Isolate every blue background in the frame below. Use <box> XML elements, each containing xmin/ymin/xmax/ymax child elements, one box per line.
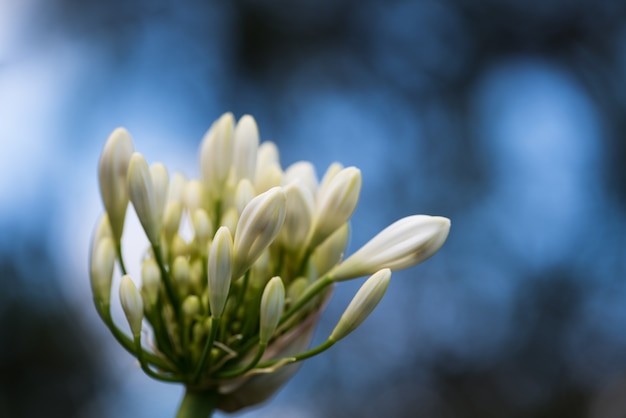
<box><xmin>1</xmin><ymin>1</ymin><xmax>626</xmax><ymax>417</ymax></box>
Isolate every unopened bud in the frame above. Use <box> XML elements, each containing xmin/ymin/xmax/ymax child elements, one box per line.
<box><xmin>127</xmin><ymin>153</ymin><xmax>161</xmax><ymax>246</ymax></box>
<box><xmin>208</xmin><ymin>227</ymin><xmax>233</xmax><ymax>318</ymax></box>
<box><xmin>329</xmin><ymin>215</ymin><xmax>450</xmax><ymax>281</ymax></box>
<box><xmin>233</xmin><ymin>187</ymin><xmax>286</xmax><ymax>278</ymax></box>
<box><xmin>98</xmin><ymin>128</ymin><xmax>134</xmax><ymax>243</ymax></box>
<box><xmin>172</xmin><ymin>256</ymin><xmax>191</xmax><ymax>296</ymax></box>
<box><xmin>329</xmin><ymin>268</ymin><xmax>390</xmax><ymax>342</ymax></box>
<box><xmin>309</xmin><ymin>167</ymin><xmax>361</xmax><ymax>248</ymax></box>
<box><xmin>259</xmin><ymin>276</ymin><xmax>285</xmax><ymax>344</ymax></box>
<box><xmin>119</xmin><ymin>275</ymin><xmax>144</xmax><ymax>337</ymax></box>
<box><xmin>90</xmin><ymin>237</ymin><xmax>116</xmax><ymax>305</ymax></box>
<box><xmin>141</xmin><ymin>257</ymin><xmax>161</xmax><ymax>307</ymax></box>
<box><xmin>200</xmin><ymin>112</ymin><xmax>234</xmax><ymax>197</ymax></box>
<box><xmin>233</xmin><ymin>115</ymin><xmax>259</xmax><ymax>182</ymax></box>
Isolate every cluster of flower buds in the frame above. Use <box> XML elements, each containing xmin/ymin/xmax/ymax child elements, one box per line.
<box><xmin>89</xmin><ymin>113</ymin><xmax>450</xmax><ymax>412</ymax></box>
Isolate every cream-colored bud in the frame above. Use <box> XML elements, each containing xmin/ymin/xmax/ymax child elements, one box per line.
<box><xmin>233</xmin><ymin>115</ymin><xmax>259</xmax><ymax>182</ymax></box>
<box><xmin>141</xmin><ymin>257</ymin><xmax>161</xmax><ymax>306</ymax></box>
<box><xmin>220</xmin><ymin>208</ymin><xmax>240</xmax><ymax>236</ymax></box>
<box><xmin>183</xmin><ymin>295</ymin><xmax>201</xmax><ymax>318</ymax></box>
<box><xmin>183</xmin><ymin>180</ymin><xmax>208</xmax><ymax>213</ymax></box>
<box><xmin>200</xmin><ymin>112</ymin><xmax>235</xmax><ymax>197</ymax></box>
<box><xmin>172</xmin><ymin>256</ymin><xmax>191</xmax><ymax>296</ymax></box>
<box><xmin>119</xmin><ymin>275</ymin><xmax>144</xmax><ymax>337</ymax></box>
<box><xmin>189</xmin><ymin>257</ymin><xmax>205</xmax><ymax>295</ymax></box>
<box><xmin>90</xmin><ymin>213</ymin><xmax>113</xmax><ymax>262</ymax></box>
<box><xmin>98</xmin><ymin>128</ymin><xmax>134</xmax><ymax>243</ymax></box>
<box><xmin>192</xmin><ymin>209</ymin><xmax>213</xmax><ymax>249</ymax></box>
<box><xmin>317</xmin><ymin>162</ymin><xmax>344</xmax><ymax>201</ymax></box>
<box><xmin>329</xmin><ymin>268</ymin><xmax>390</xmax><ymax>342</ymax></box>
<box><xmin>309</xmin><ymin>167</ymin><xmax>361</xmax><ymax>248</ymax></box>
<box><xmin>313</xmin><ymin>222</ymin><xmax>350</xmax><ymax>277</ymax></box>
<box><xmin>150</xmin><ymin>162</ymin><xmax>169</xmax><ymax>225</ymax></box>
<box><xmin>89</xmin><ymin>237</ymin><xmax>116</xmax><ymax>305</ymax></box>
<box><xmin>279</xmin><ymin>181</ymin><xmax>313</xmax><ymax>250</ymax></box>
<box><xmin>127</xmin><ymin>153</ymin><xmax>161</xmax><ymax>246</ymax></box>
<box><xmin>208</xmin><ymin>226</ymin><xmax>233</xmax><ymax>318</ymax></box>
<box><xmin>254</xmin><ymin>163</ymin><xmax>283</xmax><ymax>194</ymax></box>
<box><xmin>163</xmin><ymin>201</ymin><xmax>182</xmax><ymax>242</ymax></box>
<box><xmin>329</xmin><ymin>215</ymin><xmax>451</xmax><ymax>281</ymax></box>
<box><xmin>233</xmin><ymin>187</ymin><xmax>286</xmax><ymax>278</ymax></box>
<box><xmin>286</xmin><ymin>277</ymin><xmax>308</xmax><ymax>306</ymax></box>
<box><xmin>235</xmin><ymin>179</ymin><xmax>256</xmax><ymax>216</ymax></box>
<box><xmin>169</xmin><ymin>172</ymin><xmax>187</xmax><ymax>203</ymax></box>
<box><xmin>259</xmin><ymin>276</ymin><xmax>285</xmax><ymax>344</ymax></box>
<box><xmin>255</xmin><ymin>141</ymin><xmax>280</xmax><ymax>177</ymax></box>
<box><xmin>285</xmin><ymin>161</ymin><xmax>318</xmax><ymax>197</ymax></box>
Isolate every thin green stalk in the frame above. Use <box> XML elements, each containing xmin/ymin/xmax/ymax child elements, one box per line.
<box><xmin>134</xmin><ymin>336</ymin><xmax>184</xmax><ymax>383</ymax></box>
<box><xmin>256</xmin><ymin>339</ymin><xmax>335</xmax><ymax>369</ymax></box>
<box><xmin>194</xmin><ymin>316</ymin><xmax>219</xmax><ymax>383</ymax></box>
<box><xmin>152</xmin><ymin>243</ymin><xmax>181</xmax><ymax>314</ymax></box>
<box><xmin>176</xmin><ymin>388</ymin><xmax>219</xmax><ymax>418</ymax></box>
<box><xmin>95</xmin><ymin>300</ymin><xmax>174</xmax><ymax>371</ymax></box>
<box><xmin>215</xmin><ymin>343</ymin><xmax>267</xmax><ymax>379</ymax></box>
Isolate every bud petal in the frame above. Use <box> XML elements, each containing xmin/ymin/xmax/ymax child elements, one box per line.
<box><xmin>119</xmin><ymin>275</ymin><xmax>144</xmax><ymax>337</ymax></box>
<box><xmin>259</xmin><ymin>276</ymin><xmax>285</xmax><ymax>344</ymax></box>
<box><xmin>90</xmin><ymin>236</ymin><xmax>116</xmax><ymax>305</ymax></box>
<box><xmin>279</xmin><ymin>181</ymin><xmax>313</xmax><ymax>250</ymax></box>
<box><xmin>208</xmin><ymin>227</ymin><xmax>233</xmax><ymax>317</ymax></box>
<box><xmin>284</xmin><ymin>161</ymin><xmax>318</xmax><ymax>197</ymax></box>
<box><xmin>233</xmin><ymin>187</ymin><xmax>286</xmax><ymax>278</ymax></box>
<box><xmin>200</xmin><ymin>112</ymin><xmax>235</xmax><ymax>197</ymax></box>
<box><xmin>235</xmin><ymin>179</ymin><xmax>256</xmax><ymax>215</ymax></box>
<box><xmin>233</xmin><ymin>115</ymin><xmax>259</xmax><ymax>182</ymax></box>
<box><xmin>310</xmin><ymin>167</ymin><xmax>361</xmax><ymax>248</ymax></box>
<box><xmin>150</xmin><ymin>162</ymin><xmax>169</xmax><ymax>226</ymax></box>
<box><xmin>141</xmin><ymin>257</ymin><xmax>161</xmax><ymax>307</ymax></box>
<box><xmin>98</xmin><ymin>128</ymin><xmax>134</xmax><ymax>242</ymax></box>
<box><xmin>329</xmin><ymin>215</ymin><xmax>450</xmax><ymax>281</ymax></box>
<box><xmin>172</xmin><ymin>256</ymin><xmax>191</xmax><ymax>296</ymax></box>
<box><xmin>313</xmin><ymin>222</ymin><xmax>350</xmax><ymax>277</ymax></box>
<box><xmin>329</xmin><ymin>268</ymin><xmax>390</xmax><ymax>342</ymax></box>
<box><xmin>127</xmin><ymin>153</ymin><xmax>161</xmax><ymax>246</ymax></box>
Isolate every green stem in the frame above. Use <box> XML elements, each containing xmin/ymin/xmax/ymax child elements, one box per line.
<box><xmin>194</xmin><ymin>316</ymin><xmax>219</xmax><ymax>383</ymax></box>
<box><xmin>279</xmin><ymin>276</ymin><xmax>333</xmax><ymax>326</ymax></box>
<box><xmin>153</xmin><ymin>243</ymin><xmax>181</xmax><ymax>314</ymax></box>
<box><xmin>256</xmin><ymin>339</ymin><xmax>335</xmax><ymax>369</ymax></box>
<box><xmin>176</xmin><ymin>388</ymin><xmax>219</xmax><ymax>418</ymax></box>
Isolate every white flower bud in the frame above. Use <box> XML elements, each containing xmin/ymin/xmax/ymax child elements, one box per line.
<box><xmin>254</xmin><ymin>163</ymin><xmax>283</xmax><ymax>194</ymax></box>
<box><xmin>317</xmin><ymin>162</ymin><xmax>343</xmax><ymax>201</ymax></box>
<box><xmin>233</xmin><ymin>115</ymin><xmax>259</xmax><ymax>182</ymax></box>
<box><xmin>208</xmin><ymin>226</ymin><xmax>233</xmax><ymax>318</ymax></box>
<box><xmin>284</xmin><ymin>161</ymin><xmax>318</xmax><ymax>197</ymax></box>
<box><xmin>255</xmin><ymin>141</ymin><xmax>280</xmax><ymax>177</ymax></box>
<box><xmin>329</xmin><ymin>268</ymin><xmax>390</xmax><ymax>342</ymax></box>
<box><xmin>309</xmin><ymin>167</ymin><xmax>361</xmax><ymax>248</ymax></box>
<box><xmin>98</xmin><ymin>128</ymin><xmax>134</xmax><ymax>242</ymax></box>
<box><xmin>141</xmin><ymin>257</ymin><xmax>161</xmax><ymax>307</ymax></box>
<box><xmin>183</xmin><ymin>180</ymin><xmax>208</xmax><ymax>213</ymax></box>
<box><xmin>235</xmin><ymin>179</ymin><xmax>256</xmax><ymax>216</ymax></box>
<box><xmin>233</xmin><ymin>187</ymin><xmax>286</xmax><ymax>278</ymax></box>
<box><xmin>119</xmin><ymin>275</ymin><xmax>144</xmax><ymax>337</ymax></box>
<box><xmin>313</xmin><ymin>222</ymin><xmax>350</xmax><ymax>277</ymax></box>
<box><xmin>183</xmin><ymin>295</ymin><xmax>201</xmax><ymax>319</ymax></box>
<box><xmin>259</xmin><ymin>276</ymin><xmax>285</xmax><ymax>344</ymax></box>
<box><xmin>90</xmin><ymin>213</ymin><xmax>113</xmax><ymax>262</ymax></box>
<box><xmin>200</xmin><ymin>112</ymin><xmax>235</xmax><ymax>197</ymax></box>
<box><xmin>279</xmin><ymin>181</ymin><xmax>313</xmax><ymax>250</ymax></box>
<box><xmin>89</xmin><ymin>236</ymin><xmax>116</xmax><ymax>305</ymax></box>
<box><xmin>163</xmin><ymin>201</ymin><xmax>182</xmax><ymax>242</ymax></box>
<box><xmin>127</xmin><ymin>153</ymin><xmax>161</xmax><ymax>246</ymax></box>
<box><xmin>329</xmin><ymin>215</ymin><xmax>451</xmax><ymax>281</ymax></box>
<box><xmin>169</xmin><ymin>172</ymin><xmax>187</xmax><ymax>203</ymax></box>
<box><xmin>192</xmin><ymin>209</ymin><xmax>213</xmax><ymax>249</ymax></box>
<box><xmin>220</xmin><ymin>207</ymin><xmax>240</xmax><ymax>236</ymax></box>
<box><xmin>150</xmin><ymin>162</ymin><xmax>169</xmax><ymax>226</ymax></box>
<box><xmin>172</xmin><ymin>256</ymin><xmax>191</xmax><ymax>296</ymax></box>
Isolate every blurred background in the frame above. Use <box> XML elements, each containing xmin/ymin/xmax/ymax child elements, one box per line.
<box><xmin>1</xmin><ymin>0</ymin><xmax>626</xmax><ymax>417</ymax></box>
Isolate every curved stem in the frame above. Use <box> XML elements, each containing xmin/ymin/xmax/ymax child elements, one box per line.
<box><xmin>176</xmin><ymin>388</ymin><xmax>219</xmax><ymax>418</ymax></box>
<box><xmin>215</xmin><ymin>343</ymin><xmax>267</xmax><ymax>379</ymax></box>
<box><xmin>194</xmin><ymin>316</ymin><xmax>219</xmax><ymax>383</ymax></box>
<box><xmin>134</xmin><ymin>336</ymin><xmax>184</xmax><ymax>383</ymax></box>
<box><xmin>95</xmin><ymin>300</ymin><xmax>175</xmax><ymax>371</ymax></box>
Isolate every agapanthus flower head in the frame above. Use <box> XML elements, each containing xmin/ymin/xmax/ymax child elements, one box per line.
<box><xmin>90</xmin><ymin>113</ymin><xmax>451</xmax><ymax>415</ymax></box>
